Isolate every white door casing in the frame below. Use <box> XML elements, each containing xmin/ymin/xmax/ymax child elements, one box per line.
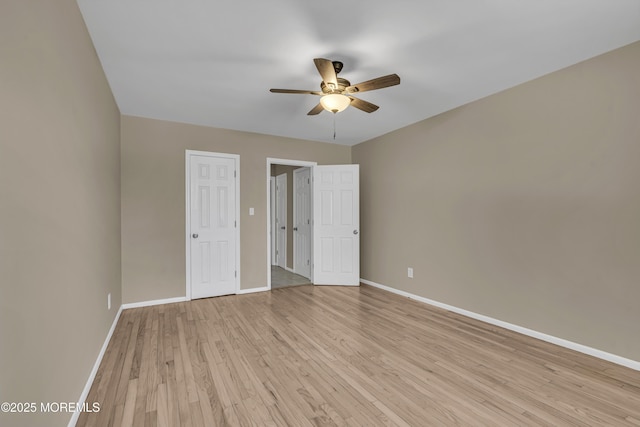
<box><xmin>186</xmin><ymin>151</ymin><xmax>239</xmax><ymax>299</ymax></box>
<box><xmin>294</xmin><ymin>167</ymin><xmax>312</xmax><ymax>279</ymax></box>
<box><xmin>275</xmin><ymin>173</ymin><xmax>287</xmax><ymax>269</ymax></box>
<box><xmin>313</xmin><ymin>165</ymin><xmax>360</xmax><ymax>286</ymax></box>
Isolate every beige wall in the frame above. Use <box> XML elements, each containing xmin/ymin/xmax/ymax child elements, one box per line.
<box><xmin>353</xmin><ymin>42</ymin><xmax>640</xmax><ymax>360</ymax></box>
<box><xmin>0</xmin><ymin>1</ymin><xmax>122</xmax><ymax>426</ymax></box>
<box><xmin>121</xmin><ymin>116</ymin><xmax>350</xmax><ymax>303</ymax></box>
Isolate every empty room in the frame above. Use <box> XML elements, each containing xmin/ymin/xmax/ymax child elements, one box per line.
<box><xmin>2</xmin><ymin>1</ymin><xmax>640</xmax><ymax>426</ymax></box>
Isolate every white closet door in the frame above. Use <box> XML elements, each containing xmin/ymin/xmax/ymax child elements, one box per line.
<box><xmin>294</xmin><ymin>167</ymin><xmax>311</xmax><ymax>279</ymax></box>
<box><xmin>189</xmin><ymin>154</ymin><xmax>237</xmax><ymax>299</ymax></box>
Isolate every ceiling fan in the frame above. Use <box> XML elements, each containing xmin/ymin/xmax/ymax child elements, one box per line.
<box><xmin>270</xmin><ymin>58</ymin><xmax>400</xmax><ymax>115</ymax></box>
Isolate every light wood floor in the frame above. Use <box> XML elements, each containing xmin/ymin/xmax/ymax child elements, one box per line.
<box><xmin>77</xmin><ymin>284</ymin><xmax>640</xmax><ymax>426</ymax></box>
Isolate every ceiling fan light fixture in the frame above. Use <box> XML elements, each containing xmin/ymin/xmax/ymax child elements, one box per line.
<box><xmin>320</xmin><ymin>94</ymin><xmax>351</xmax><ymax>113</ymax></box>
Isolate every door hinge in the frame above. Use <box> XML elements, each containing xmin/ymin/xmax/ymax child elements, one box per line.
<box><xmin>308</xmin><ymin>178</ymin><xmax>310</xmax><ymax>184</ymax></box>
<box><xmin>234</xmin><ymin>220</ymin><xmax>237</xmax><ymax>228</ymax></box>
<box><xmin>234</xmin><ymin>170</ymin><xmax>237</xmax><ymax>178</ymax></box>
<box><xmin>235</xmin><ymin>271</ymin><xmax>237</xmax><ymax>278</ymax></box>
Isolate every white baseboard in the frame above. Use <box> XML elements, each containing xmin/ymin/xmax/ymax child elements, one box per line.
<box><xmin>68</xmin><ymin>305</ymin><xmax>123</xmax><ymax>427</ymax></box>
<box><xmin>121</xmin><ymin>296</ymin><xmax>187</xmax><ymax>310</ymax></box>
<box><xmin>284</xmin><ymin>266</ymin><xmax>296</xmax><ymax>274</ymax></box>
<box><xmin>360</xmin><ymin>278</ymin><xmax>640</xmax><ymax>372</ymax></box>
<box><xmin>237</xmin><ymin>286</ymin><xmax>269</xmax><ymax>295</ymax></box>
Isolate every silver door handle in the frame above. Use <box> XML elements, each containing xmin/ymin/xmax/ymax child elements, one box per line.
<box><xmin>192</xmin><ymin>233</ymin><xmax>198</xmax><ymax>238</ymax></box>
<box><xmin>353</xmin><ymin>230</ymin><xmax>359</xmax><ymax>235</ymax></box>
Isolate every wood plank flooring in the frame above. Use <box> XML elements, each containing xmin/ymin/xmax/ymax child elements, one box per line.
<box><xmin>76</xmin><ymin>284</ymin><xmax>640</xmax><ymax>426</ymax></box>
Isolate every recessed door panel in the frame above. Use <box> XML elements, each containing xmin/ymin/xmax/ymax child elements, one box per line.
<box><xmin>340</xmin><ymin>190</ymin><xmax>353</xmax><ymax>226</ymax></box>
<box><xmin>321</xmin><ymin>237</ymin><xmax>334</xmax><ymax>272</ymax></box>
<box><xmin>216</xmin><ymin>240</ymin><xmax>229</xmax><ymax>281</ymax></box>
<box><xmin>321</xmin><ymin>191</ymin><xmax>333</xmax><ymax>225</ymax></box>
<box><xmin>199</xmin><ymin>242</ymin><xmax>211</xmax><ymax>284</ymax></box>
<box><xmin>340</xmin><ymin>238</ymin><xmax>353</xmax><ymax>273</ymax></box>
<box><xmin>199</xmin><ymin>186</ymin><xmax>210</xmax><ymax>228</ymax></box>
<box><xmin>217</xmin><ymin>187</ymin><xmax>228</xmax><ymax>228</ymax></box>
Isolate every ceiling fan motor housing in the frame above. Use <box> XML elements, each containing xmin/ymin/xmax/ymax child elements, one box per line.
<box><xmin>321</xmin><ymin>77</ymin><xmax>352</xmax><ymax>94</ymax></box>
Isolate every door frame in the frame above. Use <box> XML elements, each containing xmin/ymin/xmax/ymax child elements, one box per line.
<box><xmin>185</xmin><ymin>150</ymin><xmax>241</xmax><ymax>301</ymax></box>
<box><xmin>266</xmin><ymin>158</ymin><xmax>317</xmax><ymax>290</ymax></box>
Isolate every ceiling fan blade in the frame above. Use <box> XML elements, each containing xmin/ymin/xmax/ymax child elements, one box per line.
<box><xmin>313</xmin><ymin>58</ymin><xmax>338</xmax><ymax>89</ymax></box>
<box><xmin>307</xmin><ymin>103</ymin><xmax>324</xmax><ymax>115</ymax></box>
<box><xmin>348</xmin><ymin>96</ymin><xmax>379</xmax><ymax>113</ymax></box>
<box><xmin>270</xmin><ymin>89</ymin><xmax>323</xmax><ymax>95</ymax></box>
<box><xmin>345</xmin><ymin>74</ymin><xmax>400</xmax><ymax>94</ymax></box>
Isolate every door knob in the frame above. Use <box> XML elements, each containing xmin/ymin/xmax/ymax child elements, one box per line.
<box><xmin>353</xmin><ymin>230</ymin><xmax>359</xmax><ymax>235</ymax></box>
<box><xmin>281</xmin><ymin>226</ymin><xmax>286</xmax><ymax>230</ymax></box>
<box><xmin>192</xmin><ymin>233</ymin><xmax>198</xmax><ymax>238</ymax></box>
<box><xmin>293</xmin><ymin>227</ymin><xmax>298</xmax><ymax>231</ymax></box>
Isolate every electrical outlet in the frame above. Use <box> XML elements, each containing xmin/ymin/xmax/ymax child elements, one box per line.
<box><xmin>108</xmin><ymin>293</ymin><xmax>111</xmax><ymax>310</ymax></box>
<box><xmin>408</xmin><ymin>267</ymin><xmax>414</xmax><ymax>278</ymax></box>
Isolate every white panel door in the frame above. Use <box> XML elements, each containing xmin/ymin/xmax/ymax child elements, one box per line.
<box><xmin>189</xmin><ymin>155</ymin><xmax>237</xmax><ymax>299</ymax></box>
<box><xmin>270</xmin><ymin>177</ymin><xmax>277</xmax><ymax>265</ymax></box>
<box><xmin>294</xmin><ymin>167</ymin><xmax>311</xmax><ymax>279</ymax></box>
<box><xmin>275</xmin><ymin>173</ymin><xmax>287</xmax><ymax>269</ymax></box>
<box><xmin>313</xmin><ymin>165</ymin><xmax>360</xmax><ymax>286</ymax></box>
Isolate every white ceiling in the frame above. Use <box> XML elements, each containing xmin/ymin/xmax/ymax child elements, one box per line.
<box><xmin>77</xmin><ymin>0</ymin><xmax>640</xmax><ymax>146</ymax></box>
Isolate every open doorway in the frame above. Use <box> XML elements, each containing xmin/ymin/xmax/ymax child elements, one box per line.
<box><xmin>267</xmin><ymin>158</ymin><xmax>316</xmax><ymax>290</ymax></box>
<box><xmin>267</xmin><ymin>158</ymin><xmax>361</xmax><ymax>290</ymax></box>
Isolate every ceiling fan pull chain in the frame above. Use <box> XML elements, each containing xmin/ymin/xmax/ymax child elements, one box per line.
<box><xmin>333</xmin><ymin>113</ymin><xmax>337</xmax><ymax>140</ymax></box>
